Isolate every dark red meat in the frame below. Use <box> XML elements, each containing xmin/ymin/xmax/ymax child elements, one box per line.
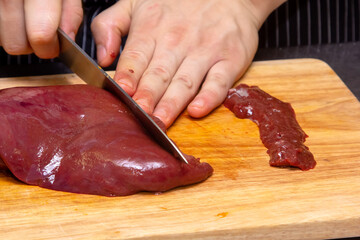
<box><xmin>224</xmin><ymin>84</ymin><xmax>316</xmax><ymax>170</ymax></box>
<box><xmin>0</xmin><ymin>85</ymin><xmax>213</xmax><ymax>196</ymax></box>
<box><xmin>0</xmin><ymin>159</ymin><xmax>6</xmax><ymax>170</ymax></box>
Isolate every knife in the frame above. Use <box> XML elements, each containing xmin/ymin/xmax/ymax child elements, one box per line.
<box><xmin>57</xmin><ymin>28</ymin><xmax>188</xmax><ymax>164</ymax></box>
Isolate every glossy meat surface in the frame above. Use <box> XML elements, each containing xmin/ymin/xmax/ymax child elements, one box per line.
<box><xmin>0</xmin><ymin>85</ymin><xmax>213</xmax><ymax>196</ymax></box>
<box><xmin>224</xmin><ymin>84</ymin><xmax>316</xmax><ymax>170</ymax></box>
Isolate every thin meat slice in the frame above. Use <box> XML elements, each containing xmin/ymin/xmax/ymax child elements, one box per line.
<box><xmin>0</xmin><ymin>85</ymin><xmax>213</xmax><ymax>196</ymax></box>
<box><xmin>224</xmin><ymin>84</ymin><xmax>316</xmax><ymax>170</ymax></box>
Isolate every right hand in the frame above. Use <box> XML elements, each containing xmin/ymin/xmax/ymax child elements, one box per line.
<box><xmin>0</xmin><ymin>0</ymin><xmax>83</xmax><ymax>59</ymax></box>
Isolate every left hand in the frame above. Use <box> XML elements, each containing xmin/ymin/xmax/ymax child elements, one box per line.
<box><xmin>91</xmin><ymin>0</ymin><xmax>261</xmax><ymax>128</ymax></box>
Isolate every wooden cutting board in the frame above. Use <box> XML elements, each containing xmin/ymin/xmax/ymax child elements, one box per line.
<box><xmin>1</xmin><ymin>59</ymin><xmax>359</xmax><ymax>240</ymax></box>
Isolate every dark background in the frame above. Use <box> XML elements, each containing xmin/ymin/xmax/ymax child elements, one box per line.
<box><xmin>255</xmin><ymin>0</ymin><xmax>360</xmax><ymax>100</ymax></box>
<box><xmin>0</xmin><ymin>0</ymin><xmax>359</xmax><ymax>101</ymax></box>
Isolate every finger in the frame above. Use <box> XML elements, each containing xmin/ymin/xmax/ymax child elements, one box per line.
<box><xmin>0</xmin><ymin>0</ymin><xmax>32</xmax><ymax>55</ymax></box>
<box><xmin>112</xmin><ymin>31</ymin><xmax>156</xmax><ymax>96</ymax></box>
<box><xmin>91</xmin><ymin>0</ymin><xmax>131</xmax><ymax>67</ymax></box>
<box><xmin>59</xmin><ymin>0</ymin><xmax>83</xmax><ymax>40</ymax></box>
<box><xmin>131</xmin><ymin>49</ymin><xmax>184</xmax><ymax>114</ymax></box>
<box><xmin>24</xmin><ymin>0</ymin><xmax>62</xmax><ymax>59</ymax></box>
<box><xmin>112</xmin><ymin>0</ymin><xmax>171</xmax><ymax>96</ymax></box>
<box><xmin>187</xmin><ymin>60</ymin><xmax>242</xmax><ymax>118</ymax></box>
<box><xmin>188</xmin><ymin>37</ymin><xmax>257</xmax><ymax>118</ymax></box>
<box><xmin>131</xmin><ymin>28</ymin><xmax>188</xmax><ymax>113</ymax></box>
<box><xmin>152</xmin><ymin>56</ymin><xmax>212</xmax><ymax>128</ymax></box>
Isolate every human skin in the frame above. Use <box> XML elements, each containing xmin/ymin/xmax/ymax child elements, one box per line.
<box><xmin>0</xmin><ymin>0</ymin><xmax>286</xmax><ymax>128</ymax></box>
<box><xmin>0</xmin><ymin>0</ymin><xmax>83</xmax><ymax>58</ymax></box>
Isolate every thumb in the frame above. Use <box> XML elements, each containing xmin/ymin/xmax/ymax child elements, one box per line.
<box><xmin>91</xmin><ymin>0</ymin><xmax>132</xmax><ymax>67</ymax></box>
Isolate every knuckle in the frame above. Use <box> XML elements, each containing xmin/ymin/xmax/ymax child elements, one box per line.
<box><xmin>90</xmin><ymin>17</ymin><xmax>99</xmax><ymax>30</ymax></box>
<box><xmin>123</xmin><ymin>49</ymin><xmax>149</xmax><ymax>66</ymax></box>
<box><xmin>91</xmin><ymin>14</ymin><xmax>106</xmax><ymax>30</ymax></box>
<box><xmin>163</xmin><ymin>24</ymin><xmax>187</xmax><ymax>47</ymax></box>
<box><xmin>210</xmin><ymin>72</ymin><xmax>228</xmax><ymax>89</ymax></box>
<box><xmin>197</xmin><ymin>29</ymin><xmax>221</xmax><ymax>49</ymax></box>
<box><xmin>158</xmin><ymin>97</ymin><xmax>178</xmax><ymax>112</ymax></box>
<box><xmin>28</xmin><ymin>27</ymin><xmax>55</xmax><ymax>46</ymax></box>
<box><xmin>144</xmin><ymin>66</ymin><xmax>171</xmax><ymax>83</ymax></box>
<box><xmin>173</xmin><ymin>74</ymin><xmax>194</xmax><ymax>90</ymax></box>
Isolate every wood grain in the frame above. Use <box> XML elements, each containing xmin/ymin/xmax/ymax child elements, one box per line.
<box><xmin>1</xmin><ymin>59</ymin><xmax>359</xmax><ymax>240</ymax></box>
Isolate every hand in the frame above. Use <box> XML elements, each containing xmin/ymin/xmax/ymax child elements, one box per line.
<box><xmin>91</xmin><ymin>0</ymin><xmax>283</xmax><ymax>128</ymax></box>
<box><xmin>0</xmin><ymin>0</ymin><xmax>83</xmax><ymax>59</ymax></box>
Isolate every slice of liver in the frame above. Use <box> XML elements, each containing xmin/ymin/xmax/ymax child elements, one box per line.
<box><xmin>0</xmin><ymin>85</ymin><xmax>213</xmax><ymax>196</ymax></box>
<box><xmin>224</xmin><ymin>84</ymin><xmax>316</xmax><ymax>170</ymax></box>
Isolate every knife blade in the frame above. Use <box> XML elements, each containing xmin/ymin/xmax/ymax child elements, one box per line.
<box><xmin>57</xmin><ymin>28</ymin><xmax>188</xmax><ymax>164</ymax></box>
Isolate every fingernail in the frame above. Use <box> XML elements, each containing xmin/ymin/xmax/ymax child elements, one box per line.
<box><xmin>153</xmin><ymin>108</ymin><xmax>168</xmax><ymax>123</ymax></box>
<box><xmin>190</xmin><ymin>98</ymin><xmax>205</xmax><ymax>109</ymax></box>
<box><xmin>97</xmin><ymin>44</ymin><xmax>106</xmax><ymax>63</ymax></box>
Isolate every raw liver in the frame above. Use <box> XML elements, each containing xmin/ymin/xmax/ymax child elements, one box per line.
<box><xmin>0</xmin><ymin>159</ymin><xmax>5</xmax><ymax>170</ymax></box>
<box><xmin>0</xmin><ymin>85</ymin><xmax>213</xmax><ymax>196</ymax></box>
<box><xmin>224</xmin><ymin>84</ymin><xmax>316</xmax><ymax>170</ymax></box>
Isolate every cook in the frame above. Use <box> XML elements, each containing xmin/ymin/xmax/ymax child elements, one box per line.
<box><xmin>0</xmin><ymin>0</ymin><xmax>285</xmax><ymax>128</ymax></box>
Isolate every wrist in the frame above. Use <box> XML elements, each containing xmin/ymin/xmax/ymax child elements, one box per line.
<box><xmin>248</xmin><ymin>0</ymin><xmax>287</xmax><ymax>30</ymax></box>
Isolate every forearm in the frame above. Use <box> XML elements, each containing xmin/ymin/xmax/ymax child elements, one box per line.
<box><xmin>248</xmin><ymin>0</ymin><xmax>287</xmax><ymax>29</ymax></box>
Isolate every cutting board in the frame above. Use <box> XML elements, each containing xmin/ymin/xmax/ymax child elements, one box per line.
<box><xmin>1</xmin><ymin>59</ymin><xmax>359</xmax><ymax>240</ymax></box>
